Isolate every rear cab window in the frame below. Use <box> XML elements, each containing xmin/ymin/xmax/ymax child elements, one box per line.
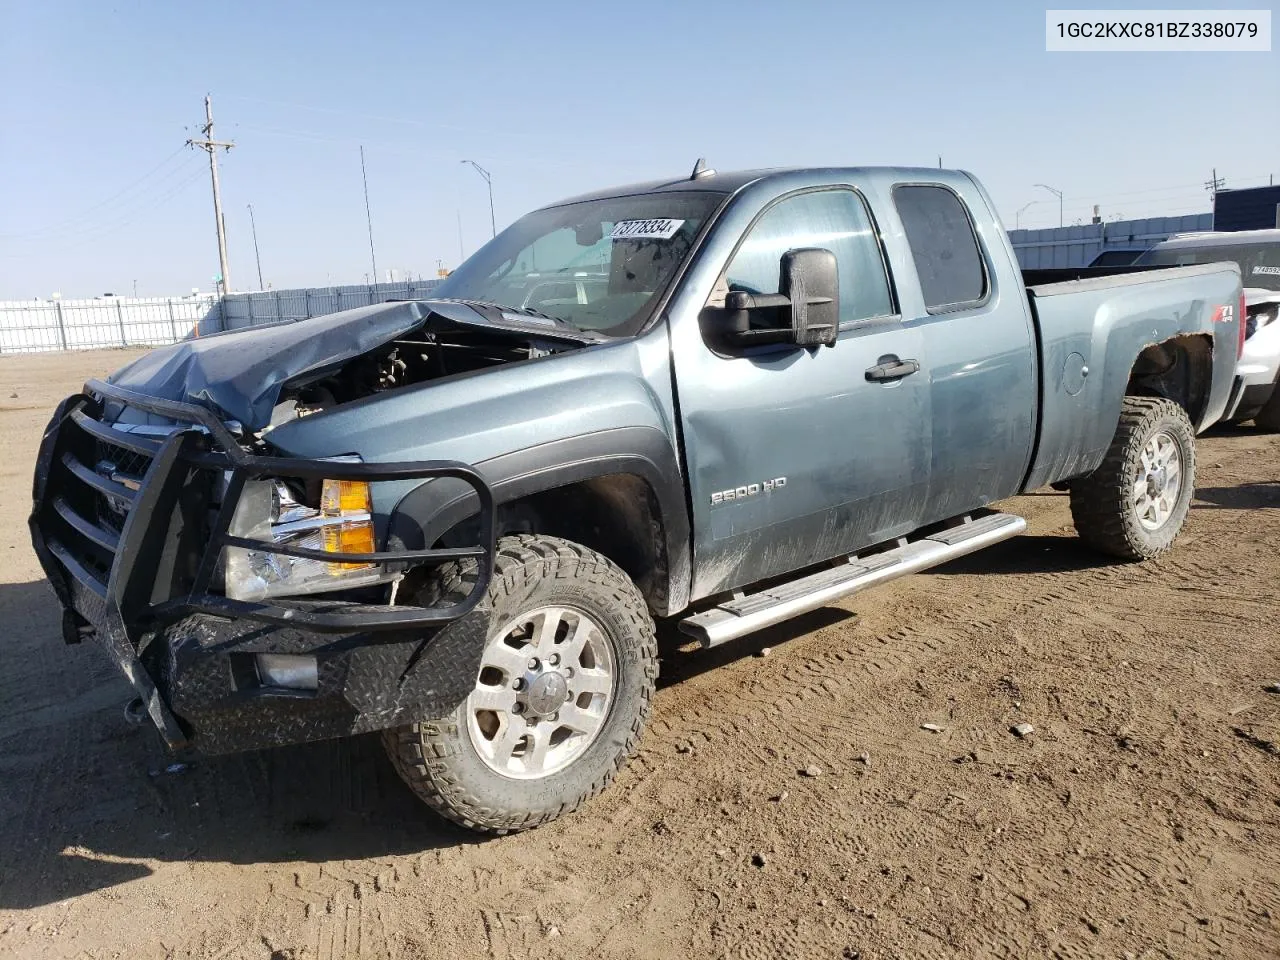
<box><xmin>893</xmin><ymin>185</ymin><xmax>989</xmax><ymax>313</ymax></box>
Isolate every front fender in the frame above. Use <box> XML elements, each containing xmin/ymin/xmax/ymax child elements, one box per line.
<box><xmin>388</xmin><ymin>426</ymin><xmax>691</xmax><ymax>615</ymax></box>
<box><xmin>263</xmin><ymin>331</ymin><xmax>692</xmax><ymax>615</ymax></box>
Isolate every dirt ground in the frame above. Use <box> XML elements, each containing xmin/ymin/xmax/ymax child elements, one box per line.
<box><xmin>0</xmin><ymin>348</ymin><xmax>1277</xmax><ymax>960</ymax></box>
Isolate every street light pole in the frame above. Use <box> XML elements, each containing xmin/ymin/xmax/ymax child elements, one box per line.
<box><xmin>247</xmin><ymin>203</ymin><xmax>265</xmax><ymax>290</ymax></box>
<box><xmin>1035</xmin><ymin>183</ymin><xmax>1064</xmax><ymax>227</ymax></box>
<box><xmin>1015</xmin><ymin>201</ymin><xmax>1041</xmax><ymax>229</ymax></box>
<box><xmin>461</xmin><ymin>160</ymin><xmax>496</xmax><ymax>238</ymax></box>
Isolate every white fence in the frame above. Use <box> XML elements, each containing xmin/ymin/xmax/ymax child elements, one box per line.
<box><xmin>0</xmin><ymin>295</ymin><xmax>219</xmax><ymax>353</ymax></box>
<box><xmin>219</xmin><ymin>279</ymin><xmax>444</xmax><ymax>331</ymax></box>
<box><xmin>0</xmin><ymin>279</ymin><xmax>445</xmax><ymax>354</ymax></box>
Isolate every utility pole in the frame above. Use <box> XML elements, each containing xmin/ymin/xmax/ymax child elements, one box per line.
<box><xmin>461</xmin><ymin>160</ymin><xmax>496</xmax><ymax>237</ymax></box>
<box><xmin>360</xmin><ymin>146</ymin><xmax>379</xmax><ymax>288</ymax></box>
<box><xmin>1204</xmin><ymin>168</ymin><xmax>1225</xmax><ymax>199</ymax></box>
<box><xmin>456</xmin><ymin>209</ymin><xmax>465</xmax><ymax>261</ymax></box>
<box><xmin>247</xmin><ymin>203</ymin><xmax>264</xmax><ymax>290</ymax></box>
<box><xmin>187</xmin><ymin>95</ymin><xmax>234</xmax><ymax>293</ymax></box>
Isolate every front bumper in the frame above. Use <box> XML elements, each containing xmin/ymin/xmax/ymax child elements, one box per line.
<box><xmin>29</xmin><ymin>379</ymin><xmax>495</xmax><ymax>754</ymax></box>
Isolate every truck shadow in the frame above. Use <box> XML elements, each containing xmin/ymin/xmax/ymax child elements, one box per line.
<box><xmin>1193</xmin><ymin>482</ymin><xmax>1280</xmax><ymax>510</ymax></box>
<box><xmin>0</xmin><ymin>580</ymin><xmax>484</xmax><ymax>911</ymax></box>
<box><xmin>925</xmin><ymin>534</ymin><xmax>1114</xmax><ymax>577</ymax></box>
<box><xmin>656</xmin><ymin>534</ymin><xmax>1116</xmax><ymax>689</ymax></box>
<box><xmin>0</xmin><ymin>531</ymin><xmax>1133</xmax><ymax>908</ymax></box>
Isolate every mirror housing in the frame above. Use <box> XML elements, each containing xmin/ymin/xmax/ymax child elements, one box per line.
<box><xmin>711</xmin><ymin>247</ymin><xmax>840</xmax><ymax>348</ymax></box>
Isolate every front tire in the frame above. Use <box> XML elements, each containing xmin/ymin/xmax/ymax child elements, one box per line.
<box><xmin>1069</xmin><ymin>396</ymin><xmax>1196</xmax><ymax>560</ymax></box>
<box><xmin>383</xmin><ymin>535</ymin><xmax>658</xmax><ymax>834</ymax></box>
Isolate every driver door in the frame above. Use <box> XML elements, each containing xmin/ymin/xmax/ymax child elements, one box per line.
<box><xmin>671</xmin><ymin>188</ymin><xmax>932</xmax><ymax>599</ymax></box>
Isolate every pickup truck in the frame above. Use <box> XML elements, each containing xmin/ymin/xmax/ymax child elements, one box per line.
<box><xmin>30</xmin><ymin>163</ymin><xmax>1243</xmax><ymax>835</ymax></box>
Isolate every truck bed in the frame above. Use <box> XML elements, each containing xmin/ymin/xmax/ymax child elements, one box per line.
<box><xmin>1020</xmin><ymin>261</ymin><xmax>1242</xmax><ymax>492</ymax></box>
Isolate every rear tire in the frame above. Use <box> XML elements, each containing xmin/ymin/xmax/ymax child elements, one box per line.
<box><xmin>1069</xmin><ymin>397</ymin><xmax>1196</xmax><ymax>560</ymax></box>
<box><xmin>383</xmin><ymin>535</ymin><xmax>658</xmax><ymax>834</ymax></box>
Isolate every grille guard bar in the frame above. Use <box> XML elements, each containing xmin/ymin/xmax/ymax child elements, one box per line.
<box><xmin>41</xmin><ymin>379</ymin><xmax>496</xmax><ymax>637</ymax></box>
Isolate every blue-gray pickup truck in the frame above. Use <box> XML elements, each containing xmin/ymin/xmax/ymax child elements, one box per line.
<box><xmin>30</xmin><ymin>163</ymin><xmax>1243</xmax><ymax>833</ymax></box>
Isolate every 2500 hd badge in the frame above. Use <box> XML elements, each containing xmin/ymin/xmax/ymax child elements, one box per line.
<box><xmin>710</xmin><ymin>477</ymin><xmax>787</xmax><ymax>505</ymax></box>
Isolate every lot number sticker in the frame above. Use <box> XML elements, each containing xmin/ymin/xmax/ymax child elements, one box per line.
<box><xmin>611</xmin><ymin>219</ymin><xmax>685</xmax><ymax>241</ymax></box>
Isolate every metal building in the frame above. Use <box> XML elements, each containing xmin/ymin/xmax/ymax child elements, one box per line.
<box><xmin>1008</xmin><ymin>214</ymin><xmax>1213</xmax><ymax>269</ymax></box>
<box><xmin>1214</xmin><ymin>185</ymin><xmax>1280</xmax><ymax>232</ymax></box>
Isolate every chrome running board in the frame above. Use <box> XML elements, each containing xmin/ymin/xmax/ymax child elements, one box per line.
<box><xmin>678</xmin><ymin>512</ymin><xmax>1026</xmax><ymax>649</ymax></box>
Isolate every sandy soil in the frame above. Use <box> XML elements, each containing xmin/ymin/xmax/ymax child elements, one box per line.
<box><xmin>0</xmin><ymin>348</ymin><xmax>1278</xmax><ymax>960</ymax></box>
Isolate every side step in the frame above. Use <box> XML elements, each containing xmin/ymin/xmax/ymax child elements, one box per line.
<box><xmin>678</xmin><ymin>512</ymin><xmax>1026</xmax><ymax>648</ymax></box>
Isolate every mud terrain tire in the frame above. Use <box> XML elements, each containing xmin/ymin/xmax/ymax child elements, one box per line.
<box><xmin>1069</xmin><ymin>397</ymin><xmax>1196</xmax><ymax>561</ymax></box>
<box><xmin>383</xmin><ymin>535</ymin><xmax>657</xmax><ymax>834</ymax></box>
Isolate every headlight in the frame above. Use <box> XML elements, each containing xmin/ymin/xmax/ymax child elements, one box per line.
<box><xmin>223</xmin><ymin>475</ymin><xmax>385</xmax><ymax>601</ymax></box>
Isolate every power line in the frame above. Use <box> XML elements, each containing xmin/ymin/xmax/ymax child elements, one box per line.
<box><xmin>0</xmin><ymin>148</ymin><xmax>196</xmax><ymax>240</ymax></box>
<box><xmin>232</xmin><ymin>122</ymin><xmax>593</xmax><ymax>172</ymax></box>
<box><xmin>0</xmin><ymin>166</ymin><xmax>208</xmax><ymax>257</ymax></box>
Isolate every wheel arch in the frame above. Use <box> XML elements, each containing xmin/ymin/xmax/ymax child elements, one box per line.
<box><xmin>388</xmin><ymin>427</ymin><xmax>692</xmax><ymax>617</ymax></box>
<box><xmin>1124</xmin><ymin>333</ymin><xmax>1215</xmax><ymax>427</ymax></box>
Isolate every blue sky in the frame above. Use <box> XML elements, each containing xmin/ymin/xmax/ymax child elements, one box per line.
<box><xmin>1</xmin><ymin>0</ymin><xmax>1276</xmax><ymax>299</ymax></box>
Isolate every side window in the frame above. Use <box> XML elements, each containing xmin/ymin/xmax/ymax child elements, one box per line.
<box><xmin>893</xmin><ymin>185</ymin><xmax>988</xmax><ymax>312</ymax></box>
<box><xmin>724</xmin><ymin>190</ymin><xmax>893</xmax><ymax>324</ymax></box>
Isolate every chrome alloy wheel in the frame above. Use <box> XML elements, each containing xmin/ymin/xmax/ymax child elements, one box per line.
<box><xmin>466</xmin><ymin>605</ymin><xmax>616</xmax><ymax>779</ymax></box>
<box><xmin>1133</xmin><ymin>430</ymin><xmax>1182</xmax><ymax>531</ymax></box>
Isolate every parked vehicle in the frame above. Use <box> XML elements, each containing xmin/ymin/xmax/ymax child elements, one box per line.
<box><xmin>30</xmin><ymin>163</ymin><xmax>1243</xmax><ymax>834</ymax></box>
<box><xmin>1133</xmin><ymin>230</ymin><xmax>1280</xmax><ymax>429</ymax></box>
<box><xmin>1088</xmin><ymin>248</ymin><xmax>1149</xmax><ymax>268</ymax></box>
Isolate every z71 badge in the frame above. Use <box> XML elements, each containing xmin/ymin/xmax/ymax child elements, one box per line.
<box><xmin>710</xmin><ymin>477</ymin><xmax>786</xmax><ymax>505</ymax></box>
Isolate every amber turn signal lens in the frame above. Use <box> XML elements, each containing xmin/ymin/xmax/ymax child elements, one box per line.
<box><xmin>320</xmin><ymin>479</ymin><xmax>372</xmax><ymax>517</ymax></box>
<box><xmin>322</xmin><ymin>520</ymin><xmax>376</xmax><ymax>571</ymax></box>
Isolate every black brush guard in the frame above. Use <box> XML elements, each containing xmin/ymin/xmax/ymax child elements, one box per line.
<box><xmin>29</xmin><ymin>379</ymin><xmax>496</xmax><ymax>747</ymax></box>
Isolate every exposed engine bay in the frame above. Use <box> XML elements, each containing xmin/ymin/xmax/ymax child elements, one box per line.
<box><xmin>264</xmin><ymin>308</ymin><xmax>587</xmax><ymax>431</ymax></box>
<box><xmin>103</xmin><ymin>299</ymin><xmax>598</xmax><ymax>434</ymax></box>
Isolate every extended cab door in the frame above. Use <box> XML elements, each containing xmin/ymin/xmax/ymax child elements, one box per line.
<box><xmin>669</xmin><ymin>187</ymin><xmax>931</xmax><ymax>600</ymax></box>
<box><xmin>889</xmin><ymin>182</ymin><xmax>1037</xmax><ymax>521</ymax></box>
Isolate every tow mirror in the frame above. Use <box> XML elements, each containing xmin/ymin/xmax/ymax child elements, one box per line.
<box><xmin>711</xmin><ymin>248</ymin><xmax>840</xmax><ymax>348</ymax></box>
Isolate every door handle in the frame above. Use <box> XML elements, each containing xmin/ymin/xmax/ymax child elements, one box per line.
<box><xmin>865</xmin><ymin>356</ymin><xmax>920</xmax><ymax>382</ymax></box>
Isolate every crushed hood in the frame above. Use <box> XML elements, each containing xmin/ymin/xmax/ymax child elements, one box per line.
<box><xmin>105</xmin><ymin>299</ymin><xmax>588</xmax><ymax>429</ymax></box>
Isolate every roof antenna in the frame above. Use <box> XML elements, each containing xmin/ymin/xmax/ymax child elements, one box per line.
<box><xmin>690</xmin><ymin>157</ymin><xmax>715</xmax><ymax>180</ymax></box>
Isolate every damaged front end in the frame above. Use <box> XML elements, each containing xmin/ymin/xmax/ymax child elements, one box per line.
<box><xmin>29</xmin><ymin>300</ymin><xmax>609</xmax><ymax>754</ymax></box>
<box><xmin>106</xmin><ymin>298</ymin><xmax>599</xmax><ymax>432</ymax></box>
<box><xmin>28</xmin><ymin>346</ymin><xmax>508</xmax><ymax>754</ymax></box>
